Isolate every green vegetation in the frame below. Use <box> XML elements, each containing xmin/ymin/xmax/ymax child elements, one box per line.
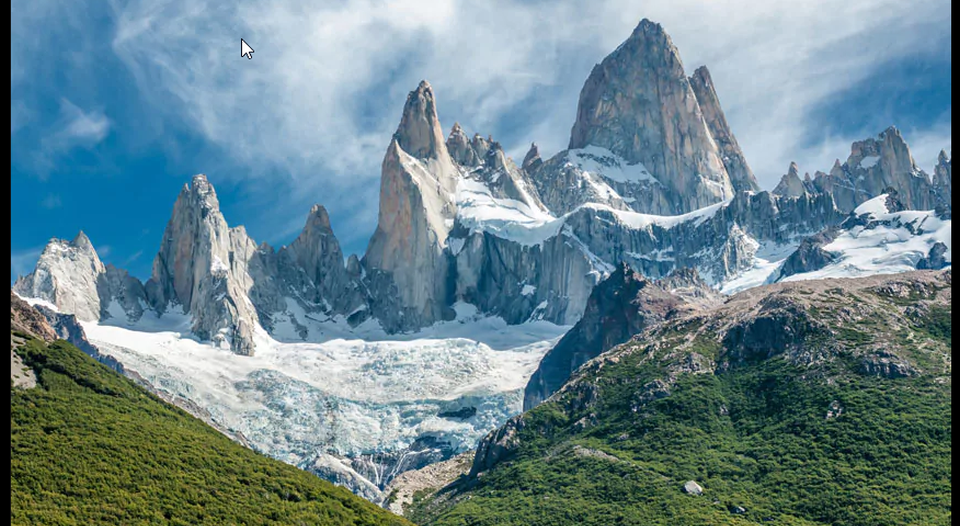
<box><xmin>410</xmin><ymin>291</ymin><xmax>951</xmax><ymax>526</ymax></box>
<box><xmin>11</xmin><ymin>335</ymin><xmax>412</xmax><ymax>526</ymax></box>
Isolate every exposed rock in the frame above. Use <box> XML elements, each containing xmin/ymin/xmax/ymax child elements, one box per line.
<box><xmin>933</xmin><ymin>149</ymin><xmax>951</xmax><ymax>206</ymax></box>
<box><xmin>683</xmin><ymin>480</ymin><xmax>704</xmax><ymax>496</ymax></box>
<box><xmin>523</xmin><ymin>262</ymin><xmax>700</xmax><ymax>411</ymax></box>
<box><xmin>570</xmin><ymin>445</ymin><xmax>620</xmax><ymax>462</ymax></box>
<box><xmin>777</xmin><ymin>228</ymin><xmax>840</xmax><ymax>279</ymax></box>
<box><xmin>382</xmin><ymin>452</ymin><xmax>472</xmax><ymax>515</ymax></box>
<box><xmin>810</xmin><ymin>126</ymin><xmax>941</xmax><ymax>211</ymax></box>
<box><xmin>364</xmin><ymin>80</ymin><xmax>460</xmax><ymax>332</ymax></box>
<box><xmin>470</xmin><ymin>414</ymin><xmax>525</xmax><ymax>476</ymax></box>
<box><xmin>917</xmin><ymin>242</ymin><xmax>949</xmax><ymax>270</ymax></box>
<box><xmin>281</xmin><ymin>204</ymin><xmax>359</xmax><ymax>314</ymax></box>
<box><xmin>13</xmin><ymin>232</ymin><xmax>105</xmax><ymax>322</ymax></box>
<box><xmin>144</xmin><ymin>174</ymin><xmax>259</xmax><ymax>355</ymax></box>
<box><xmin>97</xmin><ymin>264</ymin><xmax>147</xmax><ymax>323</ymax></box>
<box><xmin>10</xmin><ymin>345</ymin><xmax>37</xmax><ymax>389</ymax></box>
<box><xmin>860</xmin><ymin>350</ymin><xmax>918</xmax><ymax>378</ymax></box>
<box><xmin>521</xmin><ymin>142</ymin><xmax>542</xmax><ymax>173</ymax></box>
<box><xmin>773</xmin><ymin>162</ymin><xmax>809</xmax><ymax>198</ymax></box>
<box><xmin>568</xmin><ymin>19</ymin><xmax>734</xmax><ymax>214</ymax></box>
<box><xmin>446</xmin><ymin>122</ymin><xmax>480</xmax><ymax>167</ymax></box>
<box><xmin>656</xmin><ymin>267</ymin><xmax>724</xmax><ymax>309</ymax></box>
<box><xmin>10</xmin><ymin>291</ymin><xmax>57</xmax><ymax>341</ymax></box>
<box><xmin>689</xmin><ymin>65</ymin><xmax>759</xmax><ymax>193</ymax></box>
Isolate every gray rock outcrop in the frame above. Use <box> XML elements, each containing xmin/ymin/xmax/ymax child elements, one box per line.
<box><xmin>689</xmin><ymin>65</ymin><xmax>760</xmax><ymax>193</ymax></box>
<box><xmin>523</xmin><ymin>263</ymin><xmax>711</xmax><ymax>411</ymax></box>
<box><xmin>363</xmin><ymin>80</ymin><xmax>461</xmax><ymax>332</ymax></box>
<box><xmin>773</xmin><ymin>162</ymin><xmax>809</xmax><ymax>198</ymax></box>
<box><xmin>13</xmin><ymin>232</ymin><xmax>105</xmax><ymax>322</ymax></box>
<box><xmin>567</xmin><ymin>19</ymin><xmax>735</xmax><ymax>215</ymax></box>
<box><xmin>144</xmin><ymin>174</ymin><xmax>260</xmax><ymax>355</ymax></box>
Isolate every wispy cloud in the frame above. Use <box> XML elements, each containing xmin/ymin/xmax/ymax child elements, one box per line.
<box><xmin>30</xmin><ymin>99</ymin><xmax>112</xmax><ymax>176</ymax></box>
<box><xmin>121</xmin><ymin>249</ymin><xmax>144</xmax><ymax>267</ymax></box>
<box><xmin>40</xmin><ymin>194</ymin><xmax>62</xmax><ymax>209</ymax></box>
<box><xmin>50</xmin><ymin>98</ymin><xmax>111</xmax><ymax>146</ymax></box>
<box><xmin>12</xmin><ymin>0</ymin><xmax>951</xmax><ymax>254</ymax></box>
<box><xmin>10</xmin><ymin>247</ymin><xmax>42</xmax><ymax>284</ymax></box>
<box><xmin>11</xmin><ymin>100</ymin><xmax>30</xmax><ymax>134</ymax></box>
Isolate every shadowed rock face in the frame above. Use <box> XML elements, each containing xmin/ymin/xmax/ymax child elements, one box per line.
<box><xmin>522</xmin><ymin>263</ymin><xmax>716</xmax><ymax>411</ymax></box>
<box><xmin>568</xmin><ymin>19</ymin><xmax>734</xmax><ymax>214</ymax></box>
<box><xmin>10</xmin><ymin>291</ymin><xmax>57</xmax><ymax>341</ymax></box>
<box><xmin>689</xmin><ymin>65</ymin><xmax>760</xmax><ymax>193</ymax></box>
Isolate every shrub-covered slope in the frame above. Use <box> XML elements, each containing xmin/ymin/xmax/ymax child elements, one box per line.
<box><xmin>10</xmin><ymin>333</ymin><xmax>413</xmax><ymax>526</ymax></box>
<box><xmin>410</xmin><ymin>270</ymin><xmax>952</xmax><ymax>526</ymax></box>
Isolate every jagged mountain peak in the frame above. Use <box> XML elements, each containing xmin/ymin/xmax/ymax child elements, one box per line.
<box><xmin>70</xmin><ymin>230</ymin><xmax>96</xmax><ymax>252</ymax></box>
<box><xmin>394</xmin><ymin>80</ymin><xmax>448</xmax><ymax>161</ymax></box>
<box><xmin>306</xmin><ymin>203</ymin><xmax>333</xmax><ymax>229</ymax></box>
<box><xmin>629</xmin><ymin>18</ymin><xmax>669</xmax><ymax>41</ymax></box>
<box><xmin>567</xmin><ymin>17</ymin><xmax>734</xmax><ymax>214</ymax></box>
<box><xmin>522</xmin><ymin>142</ymin><xmax>542</xmax><ymax>172</ymax></box>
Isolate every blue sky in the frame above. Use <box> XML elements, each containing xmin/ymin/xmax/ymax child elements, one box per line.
<box><xmin>11</xmin><ymin>0</ymin><xmax>951</xmax><ymax>283</ymax></box>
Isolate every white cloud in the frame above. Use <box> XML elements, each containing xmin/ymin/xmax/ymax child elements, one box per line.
<box><xmin>10</xmin><ymin>247</ymin><xmax>42</xmax><ymax>283</ymax></box>
<box><xmin>56</xmin><ymin>99</ymin><xmax>111</xmax><ymax>144</ymax></box>
<box><xmin>33</xmin><ymin>99</ymin><xmax>111</xmax><ymax>165</ymax></box>
<box><xmin>15</xmin><ymin>0</ymin><xmax>951</xmax><ymax>250</ymax></box>
<box><xmin>41</xmin><ymin>194</ymin><xmax>62</xmax><ymax>209</ymax></box>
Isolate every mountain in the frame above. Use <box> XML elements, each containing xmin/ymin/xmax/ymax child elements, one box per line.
<box><xmin>408</xmin><ymin>270</ymin><xmax>951</xmax><ymax>525</ymax></box>
<box><xmin>10</xmin><ymin>305</ymin><xmax>412</xmax><ymax>525</ymax></box>
<box><xmin>565</xmin><ymin>19</ymin><xmax>736</xmax><ymax>214</ymax></box>
<box><xmin>14</xmin><ymin>20</ymin><xmax>951</xmax><ymax>355</ymax></box>
<box><xmin>11</xmin><ymin>15</ymin><xmax>952</xmax><ymax>504</ymax></box>
<box><xmin>523</xmin><ymin>264</ymin><xmax>720</xmax><ymax>411</ymax></box>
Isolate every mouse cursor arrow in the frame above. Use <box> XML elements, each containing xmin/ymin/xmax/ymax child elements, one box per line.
<box><xmin>241</xmin><ymin>38</ymin><xmax>254</xmax><ymax>60</ymax></box>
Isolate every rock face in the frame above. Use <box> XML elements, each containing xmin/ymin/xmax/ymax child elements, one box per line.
<box><xmin>933</xmin><ymin>150</ymin><xmax>951</xmax><ymax>206</ymax></box>
<box><xmin>776</xmin><ymin>228</ymin><xmax>840</xmax><ymax>279</ymax></box>
<box><xmin>689</xmin><ymin>66</ymin><xmax>759</xmax><ymax>194</ymax></box>
<box><xmin>567</xmin><ymin>19</ymin><xmax>735</xmax><ymax>215</ymax></box>
<box><xmin>11</xmin><ymin>291</ymin><xmax>57</xmax><ymax>341</ymax></box>
<box><xmin>281</xmin><ymin>204</ymin><xmax>359</xmax><ymax>314</ymax></box>
<box><xmin>13</xmin><ymin>17</ymin><xmax>953</xmax><ymax>363</ymax></box>
<box><xmin>470</xmin><ymin>414</ymin><xmax>525</xmax><ymax>476</ymax></box>
<box><xmin>523</xmin><ymin>263</ymin><xmax>715</xmax><ymax>411</ymax></box>
<box><xmin>810</xmin><ymin>127</ymin><xmax>942</xmax><ymax>212</ymax></box>
<box><xmin>773</xmin><ymin>162</ymin><xmax>809</xmax><ymax>198</ymax></box>
<box><xmin>144</xmin><ymin>175</ymin><xmax>260</xmax><ymax>355</ymax></box>
<box><xmin>364</xmin><ymin>81</ymin><xmax>461</xmax><ymax>332</ymax></box>
<box><xmin>13</xmin><ymin>232</ymin><xmax>105</xmax><ymax>322</ymax></box>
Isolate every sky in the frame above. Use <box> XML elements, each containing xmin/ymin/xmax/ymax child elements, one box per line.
<box><xmin>10</xmin><ymin>0</ymin><xmax>952</xmax><ymax>283</ymax></box>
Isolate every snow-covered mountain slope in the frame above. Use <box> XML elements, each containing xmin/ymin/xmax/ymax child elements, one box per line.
<box><xmin>716</xmin><ymin>194</ymin><xmax>952</xmax><ymax>292</ymax></box>
<box><xmin>780</xmin><ymin>194</ymin><xmax>951</xmax><ymax>282</ymax></box>
<box><xmin>71</xmin><ymin>301</ymin><xmax>567</xmax><ymax>503</ymax></box>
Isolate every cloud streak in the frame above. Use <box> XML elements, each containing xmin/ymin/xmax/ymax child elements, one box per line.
<box><xmin>14</xmin><ymin>0</ymin><xmax>952</xmax><ymax>255</ymax></box>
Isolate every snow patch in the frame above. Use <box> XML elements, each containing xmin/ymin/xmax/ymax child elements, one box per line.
<box><xmin>567</xmin><ymin>145</ymin><xmax>658</xmax><ymax>184</ymax></box>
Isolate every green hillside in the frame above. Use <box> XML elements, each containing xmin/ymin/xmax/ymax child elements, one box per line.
<box><xmin>409</xmin><ymin>272</ymin><xmax>952</xmax><ymax>526</ymax></box>
<box><xmin>10</xmin><ymin>333</ymin><xmax>413</xmax><ymax>526</ymax></box>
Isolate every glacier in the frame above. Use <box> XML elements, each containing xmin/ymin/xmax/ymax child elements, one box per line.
<box><xmin>69</xmin><ymin>299</ymin><xmax>568</xmax><ymax>503</ymax></box>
